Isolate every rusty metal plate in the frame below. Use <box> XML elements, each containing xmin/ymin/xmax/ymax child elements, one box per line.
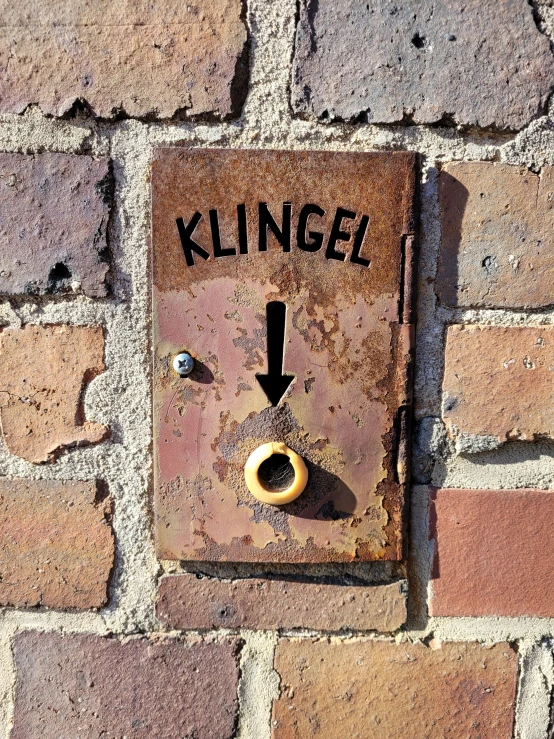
<box><xmin>152</xmin><ymin>149</ymin><xmax>416</xmax><ymax>562</ymax></box>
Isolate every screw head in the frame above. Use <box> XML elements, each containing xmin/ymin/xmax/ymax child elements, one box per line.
<box><xmin>173</xmin><ymin>352</ymin><xmax>194</xmax><ymax>377</ymax></box>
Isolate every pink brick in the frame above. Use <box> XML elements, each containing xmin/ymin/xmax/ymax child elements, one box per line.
<box><xmin>12</xmin><ymin>632</ymin><xmax>240</xmax><ymax>738</ymax></box>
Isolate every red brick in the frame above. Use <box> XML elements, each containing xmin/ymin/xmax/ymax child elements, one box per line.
<box><xmin>12</xmin><ymin>632</ymin><xmax>240</xmax><ymax>739</ymax></box>
<box><xmin>0</xmin><ymin>153</ymin><xmax>111</xmax><ymax>297</ymax></box>
<box><xmin>0</xmin><ymin>325</ymin><xmax>109</xmax><ymax>463</ymax></box>
<box><xmin>442</xmin><ymin>325</ymin><xmax>554</xmax><ymax>445</ymax></box>
<box><xmin>157</xmin><ymin>574</ymin><xmax>406</xmax><ymax>632</ymax></box>
<box><xmin>0</xmin><ymin>0</ymin><xmax>247</xmax><ymax>119</ymax></box>
<box><xmin>273</xmin><ymin>639</ymin><xmax>517</xmax><ymax>738</ymax></box>
<box><xmin>292</xmin><ymin>0</ymin><xmax>554</xmax><ymax>130</ymax></box>
<box><xmin>430</xmin><ymin>487</ymin><xmax>554</xmax><ymax>617</ymax></box>
<box><xmin>0</xmin><ymin>478</ymin><xmax>113</xmax><ymax>609</ymax></box>
<box><xmin>437</xmin><ymin>163</ymin><xmax>554</xmax><ymax>308</ymax></box>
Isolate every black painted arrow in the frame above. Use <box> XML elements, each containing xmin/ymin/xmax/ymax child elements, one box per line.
<box><xmin>256</xmin><ymin>301</ymin><xmax>294</xmax><ymax>406</ymax></box>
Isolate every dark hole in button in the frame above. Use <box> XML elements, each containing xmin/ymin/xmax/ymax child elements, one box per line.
<box><xmin>257</xmin><ymin>454</ymin><xmax>295</xmax><ymax>492</ymax></box>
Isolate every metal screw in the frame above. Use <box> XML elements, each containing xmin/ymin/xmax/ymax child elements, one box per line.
<box><xmin>173</xmin><ymin>352</ymin><xmax>194</xmax><ymax>377</ymax></box>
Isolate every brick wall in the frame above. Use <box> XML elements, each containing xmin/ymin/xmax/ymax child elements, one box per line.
<box><xmin>0</xmin><ymin>1</ymin><xmax>553</xmax><ymax>737</ymax></box>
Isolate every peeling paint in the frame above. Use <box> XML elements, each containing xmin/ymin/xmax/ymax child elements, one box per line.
<box><xmin>152</xmin><ymin>149</ymin><xmax>416</xmax><ymax>562</ymax></box>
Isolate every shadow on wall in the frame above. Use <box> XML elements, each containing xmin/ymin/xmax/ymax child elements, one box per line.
<box><xmin>435</xmin><ymin>170</ymin><xmax>469</xmax><ymax>306</ymax></box>
<box><xmin>431</xmin><ymin>437</ymin><xmax>554</xmax><ymax>489</ymax></box>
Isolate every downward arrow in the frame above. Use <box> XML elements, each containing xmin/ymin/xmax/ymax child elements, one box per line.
<box><xmin>256</xmin><ymin>301</ymin><xmax>294</xmax><ymax>406</ymax></box>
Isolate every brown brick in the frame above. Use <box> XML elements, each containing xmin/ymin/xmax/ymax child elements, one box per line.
<box><xmin>273</xmin><ymin>639</ymin><xmax>517</xmax><ymax>738</ymax></box>
<box><xmin>0</xmin><ymin>324</ymin><xmax>109</xmax><ymax>463</ymax></box>
<box><xmin>436</xmin><ymin>163</ymin><xmax>554</xmax><ymax>308</ymax></box>
<box><xmin>0</xmin><ymin>0</ymin><xmax>247</xmax><ymax>119</ymax></box>
<box><xmin>442</xmin><ymin>325</ymin><xmax>554</xmax><ymax>445</ymax></box>
<box><xmin>12</xmin><ymin>632</ymin><xmax>240</xmax><ymax>738</ymax></box>
<box><xmin>0</xmin><ymin>154</ymin><xmax>111</xmax><ymax>297</ymax></box>
<box><xmin>157</xmin><ymin>574</ymin><xmax>406</xmax><ymax>632</ymax></box>
<box><xmin>0</xmin><ymin>478</ymin><xmax>113</xmax><ymax>609</ymax></box>
<box><xmin>430</xmin><ymin>487</ymin><xmax>554</xmax><ymax>616</ymax></box>
<box><xmin>292</xmin><ymin>0</ymin><xmax>554</xmax><ymax>130</ymax></box>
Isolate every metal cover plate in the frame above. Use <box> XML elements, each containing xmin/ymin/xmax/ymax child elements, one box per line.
<box><xmin>152</xmin><ymin>149</ymin><xmax>416</xmax><ymax>562</ymax></box>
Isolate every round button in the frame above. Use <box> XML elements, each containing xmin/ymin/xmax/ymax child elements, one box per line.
<box><xmin>244</xmin><ymin>442</ymin><xmax>308</xmax><ymax>505</ymax></box>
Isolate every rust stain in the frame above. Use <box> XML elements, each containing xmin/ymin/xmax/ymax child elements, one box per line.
<box><xmin>152</xmin><ymin>149</ymin><xmax>416</xmax><ymax>562</ymax></box>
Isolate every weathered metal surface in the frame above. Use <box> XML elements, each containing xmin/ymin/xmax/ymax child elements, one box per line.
<box><xmin>152</xmin><ymin>149</ymin><xmax>416</xmax><ymax>562</ymax></box>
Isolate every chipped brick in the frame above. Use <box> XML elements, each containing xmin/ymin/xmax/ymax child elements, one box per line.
<box><xmin>0</xmin><ymin>324</ymin><xmax>109</xmax><ymax>463</ymax></box>
<box><xmin>0</xmin><ymin>153</ymin><xmax>111</xmax><ymax>298</ymax></box>
<box><xmin>292</xmin><ymin>0</ymin><xmax>554</xmax><ymax>130</ymax></box>
<box><xmin>0</xmin><ymin>0</ymin><xmax>248</xmax><ymax>119</ymax></box>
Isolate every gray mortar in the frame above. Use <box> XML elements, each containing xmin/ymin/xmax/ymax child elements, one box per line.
<box><xmin>0</xmin><ymin>0</ymin><xmax>550</xmax><ymax>736</ymax></box>
<box><xmin>516</xmin><ymin>640</ymin><xmax>554</xmax><ymax>739</ymax></box>
<box><xmin>236</xmin><ymin>631</ymin><xmax>280</xmax><ymax>739</ymax></box>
